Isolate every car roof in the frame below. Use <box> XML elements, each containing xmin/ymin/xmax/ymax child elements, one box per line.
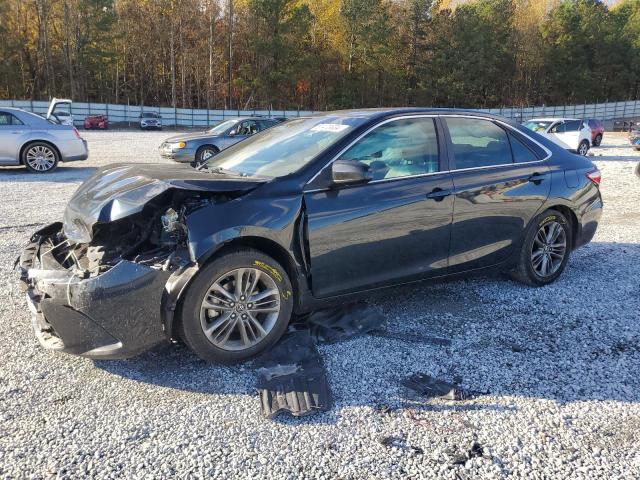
<box><xmin>0</xmin><ymin>107</ymin><xmax>51</xmax><ymax>125</ymax></box>
<box><xmin>527</xmin><ymin>117</ymin><xmax>582</xmax><ymax>122</ymax></box>
<box><xmin>297</xmin><ymin>108</ymin><xmax>520</xmax><ymax>125</ymax></box>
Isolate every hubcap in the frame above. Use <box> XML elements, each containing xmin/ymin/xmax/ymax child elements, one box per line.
<box><xmin>579</xmin><ymin>143</ymin><xmax>588</xmax><ymax>155</ymax></box>
<box><xmin>201</xmin><ymin>149</ymin><xmax>216</xmax><ymax>161</ymax></box>
<box><xmin>200</xmin><ymin>268</ymin><xmax>280</xmax><ymax>351</ymax></box>
<box><xmin>26</xmin><ymin>145</ymin><xmax>55</xmax><ymax>171</ymax></box>
<box><xmin>531</xmin><ymin>221</ymin><xmax>567</xmax><ymax>277</ymax></box>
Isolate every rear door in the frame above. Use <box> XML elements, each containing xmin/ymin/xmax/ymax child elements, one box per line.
<box><xmin>0</xmin><ymin>111</ymin><xmax>29</xmax><ymax>164</ymax></box>
<box><xmin>303</xmin><ymin>116</ymin><xmax>454</xmax><ymax>298</ymax></box>
<box><xmin>443</xmin><ymin>116</ymin><xmax>551</xmax><ymax>273</ymax></box>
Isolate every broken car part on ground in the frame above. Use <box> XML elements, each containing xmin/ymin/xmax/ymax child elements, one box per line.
<box><xmin>18</xmin><ymin>109</ymin><xmax>602</xmax><ymax>364</ymax></box>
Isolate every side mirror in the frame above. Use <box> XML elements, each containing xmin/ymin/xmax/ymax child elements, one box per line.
<box><xmin>228</xmin><ymin>129</ymin><xmax>237</xmax><ymax>136</ymax></box>
<box><xmin>331</xmin><ymin>160</ymin><xmax>372</xmax><ymax>186</ymax></box>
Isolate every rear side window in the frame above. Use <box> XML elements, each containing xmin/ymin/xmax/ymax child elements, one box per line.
<box><xmin>565</xmin><ymin>120</ymin><xmax>582</xmax><ymax>132</ymax></box>
<box><xmin>338</xmin><ymin>117</ymin><xmax>439</xmax><ymax>180</ymax></box>
<box><xmin>0</xmin><ymin>112</ymin><xmax>24</xmax><ymax>125</ymax></box>
<box><xmin>508</xmin><ymin>133</ymin><xmax>538</xmax><ymax>163</ymax></box>
<box><xmin>445</xmin><ymin>118</ymin><xmax>512</xmax><ymax>169</ymax></box>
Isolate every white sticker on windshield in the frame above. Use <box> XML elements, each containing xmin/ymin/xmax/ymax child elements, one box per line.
<box><xmin>310</xmin><ymin>124</ymin><xmax>349</xmax><ymax>133</ymax></box>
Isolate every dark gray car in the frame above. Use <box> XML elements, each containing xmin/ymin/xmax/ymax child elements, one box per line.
<box><xmin>159</xmin><ymin>117</ymin><xmax>281</xmax><ymax>164</ymax></box>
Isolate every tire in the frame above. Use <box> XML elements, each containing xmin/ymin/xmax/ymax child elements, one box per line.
<box><xmin>593</xmin><ymin>134</ymin><xmax>602</xmax><ymax>147</ymax></box>
<box><xmin>511</xmin><ymin>209</ymin><xmax>571</xmax><ymax>287</ymax></box>
<box><xmin>635</xmin><ymin>162</ymin><xmax>640</xmax><ymax>178</ymax></box>
<box><xmin>196</xmin><ymin>145</ymin><xmax>219</xmax><ymax>165</ymax></box>
<box><xmin>634</xmin><ymin>147</ymin><xmax>640</xmax><ymax>152</ymax></box>
<box><xmin>578</xmin><ymin>140</ymin><xmax>590</xmax><ymax>156</ymax></box>
<box><xmin>22</xmin><ymin>142</ymin><xmax>59</xmax><ymax>173</ymax></box>
<box><xmin>179</xmin><ymin>248</ymin><xmax>294</xmax><ymax>363</ymax></box>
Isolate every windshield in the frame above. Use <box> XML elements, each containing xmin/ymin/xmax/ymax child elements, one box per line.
<box><xmin>523</xmin><ymin>121</ymin><xmax>552</xmax><ymax>133</ymax></box>
<box><xmin>205</xmin><ymin>116</ymin><xmax>367</xmax><ymax>177</ymax></box>
<box><xmin>142</xmin><ymin>112</ymin><xmax>160</xmax><ymax>118</ymax></box>
<box><xmin>207</xmin><ymin>119</ymin><xmax>239</xmax><ymax>135</ymax></box>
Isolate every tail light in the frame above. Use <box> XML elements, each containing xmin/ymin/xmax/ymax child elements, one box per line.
<box><xmin>586</xmin><ymin>168</ymin><xmax>601</xmax><ymax>185</ymax></box>
<box><xmin>72</xmin><ymin>127</ymin><xmax>82</xmax><ymax>139</ymax></box>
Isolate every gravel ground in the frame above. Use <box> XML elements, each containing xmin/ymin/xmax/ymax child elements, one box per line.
<box><xmin>1</xmin><ymin>131</ymin><xmax>639</xmax><ymax>479</ymax></box>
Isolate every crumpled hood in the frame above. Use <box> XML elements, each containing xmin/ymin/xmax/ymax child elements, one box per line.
<box><xmin>63</xmin><ymin>163</ymin><xmax>265</xmax><ymax>243</ymax></box>
<box><xmin>163</xmin><ymin>132</ymin><xmax>218</xmax><ymax>143</ymax></box>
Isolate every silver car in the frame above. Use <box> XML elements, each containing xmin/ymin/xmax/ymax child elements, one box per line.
<box><xmin>0</xmin><ymin>108</ymin><xmax>88</xmax><ymax>173</ymax></box>
<box><xmin>159</xmin><ymin>117</ymin><xmax>281</xmax><ymax>164</ymax></box>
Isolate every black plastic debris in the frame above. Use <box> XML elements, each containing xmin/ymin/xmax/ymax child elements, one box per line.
<box><xmin>452</xmin><ymin>442</ymin><xmax>485</xmax><ymax>465</ymax></box>
<box><xmin>402</xmin><ymin>373</ymin><xmax>473</xmax><ymax>401</ymax></box>
<box><xmin>255</xmin><ymin>331</ymin><xmax>331</xmax><ymax>419</ymax></box>
<box><xmin>379</xmin><ymin>435</ymin><xmax>424</xmax><ymax>455</ymax></box>
<box><xmin>300</xmin><ymin>302</ymin><xmax>386</xmax><ymax>344</ymax></box>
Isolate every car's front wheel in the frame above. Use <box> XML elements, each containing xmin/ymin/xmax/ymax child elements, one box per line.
<box><xmin>196</xmin><ymin>145</ymin><xmax>219</xmax><ymax>166</ymax></box>
<box><xmin>578</xmin><ymin>140</ymin><xmax>590</xmax><ymax>156</ymax></box>
<box><xmin>179</xmin><ymin>249</ymin><xmax>293</xmax><ymax>363</ymax></box>
<box><xmin>511</xmin><ymin>209</ymin><xmax>571</xmax><ymax>287</ymax></box>
<box><xmin>23</xmin><ymin>142</ymin><xmax>59</xmax><ymax>173</ymax></box>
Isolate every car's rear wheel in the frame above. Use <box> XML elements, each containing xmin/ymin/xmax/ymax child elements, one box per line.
<box><xmin>511</xmin><ymin>209</ymin><xmax>571</xmax><ymax>287</ymax></box>
<box><xmin>578</xmin><ymin>140</ymin><xmax>590</xmax><ymax>156</ymax></box>
<box><xmin>179</xmin><ymin>249</ymin><xmax>293</xmax><ymax>363</ymax></box>
<box><xmin>23</xmin><ymin>142</ymin><xmax>59</xmax><ymax>173</ymax></box>
<box><xmin>593</xmin><ymin>134</ymin><xmax>602</xmax><ymax>147</ymax></box>
<box><xmin>196</xmin><ymin>145</ymin><xmax>219</xmax><ymax>166</ymax></box>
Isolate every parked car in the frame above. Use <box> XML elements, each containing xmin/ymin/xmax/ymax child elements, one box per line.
<box><xmin>613</xmin><ymin>120</ymin><xmax>635</xmax><ymax>132</ymax></box>
<box><xmin>0</xmin><ymin>107</ymin><xmax>88</xmax><ymax>173</ymax></box>
<box><xmin>629</xmin><ymin>125</ymin><xmax>640</xmax><ymax>151</ymax></box>
<box><xmin>19</xmin><ymin>109</ymin><xmax>602</xmax><ymax>362</ymax></box>
<box><xmin>140</xmin><ymin>112</ymin><xmax>162</xmax><ymax>130</ymax></box>
<box><xmin>159</xmin><ymin>116</ymin><xmax>280</xmax><ymax>164</ymax></box>
<box><xmin>587</xmin><ymin>119</ymin><xmax>604</xmax><ymax>146</ymax></box>
<box><xmin>523</xmin><ymin>118</ymin><xmax>592</xmax><ymax>155</ymax></box>
<box><xmin>84</xmin><ymin>115</ymin><xmax>108</xmax><ymax>130</ymax></box>
<box><xmin>47</xmin><ymin>98</ymin><xmax>74</xmax><ymax>126</ymax></box>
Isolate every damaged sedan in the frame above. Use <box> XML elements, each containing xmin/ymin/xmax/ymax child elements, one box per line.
<box><xmin>18</xmin><ymin>109</ymin><xmax>603</xmax><ymax>363</ymax></box>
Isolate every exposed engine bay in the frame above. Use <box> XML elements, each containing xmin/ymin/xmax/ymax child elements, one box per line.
<box><xmin>38</xmin><ymin>191</ymin><xmax>224</xmax><ymax>277</ymax></box>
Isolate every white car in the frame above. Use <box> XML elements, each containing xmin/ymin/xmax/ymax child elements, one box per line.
<box><xmin>46</xmin><ymin>98</ymin><xmax>74</xmax><ymax>126</ymax></box>
<box><xmin>523</xmin><ymin>118</ymin><xmax>591</xmax><ymax>156</ymax></box>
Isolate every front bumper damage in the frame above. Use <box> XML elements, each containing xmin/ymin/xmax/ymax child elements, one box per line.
<box><xmin>18</xmin><ymin>223</ymin><xmax>173</xmax><ymax>359</ymax></box>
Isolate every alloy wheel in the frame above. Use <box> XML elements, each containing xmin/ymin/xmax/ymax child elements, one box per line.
<box><xmin>578</xmin><ymin>142</ymin><xmax>589</xmax><ymax>156</ymax></box>
<box><xmin>199</xmin><ymin>268</ymin><xmax>280</xmax><ymax>351</ymax></box>
<box><xmin>531</xmin><ymin>221</ymin><xmax>567</xmax><ymax>277</ymax></box>
<box><xmin>25</xmin><ymin>145</ymin><xmax>56</xmax><ymax>171</ymax></box>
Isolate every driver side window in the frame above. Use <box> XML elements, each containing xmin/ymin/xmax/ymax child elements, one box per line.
<box><xmin>549</xmin><ymin>122</ymin><xmax>565</xmax><ymax>134</ymax></box>
<box><xmin>337</xmin><ymin>117</ymin><xmax>439</xmax><ymax>180</ymax></box>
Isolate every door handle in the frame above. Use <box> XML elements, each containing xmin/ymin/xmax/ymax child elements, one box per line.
<box><xmin>426</xmin><ymin>188</ymin><xmax>451</xmax><ymax>201</ymax></box>
<box><xmin>528</xmin><ymin>172</ymin><xmax>546</xmax><ymax>184</ymax></box>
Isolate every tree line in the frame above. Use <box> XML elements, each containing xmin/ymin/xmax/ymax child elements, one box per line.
<box><xmin>0</xmin><ymin>0</ymin><xmax>639</xmax><ymax>111</ymax></box>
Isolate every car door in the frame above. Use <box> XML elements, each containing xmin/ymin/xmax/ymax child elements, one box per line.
<box><xmin>547</xmin><ymin>120</ymin><xmax>581</xmax><ymax>150</ymax></box>
<box><xmin>443</xmin><ymin>116</ymin><xmax>551</xmax><ymax>274</ymax></box>
<box><xmin>303</xmin><ymin>116</ymin><xmax>454</xmax><ymax>298</ymax></box>
<box><xmin>0</xmin><ymin>111</ymin><xmax>30</xmax><ymax>165</ymax></box>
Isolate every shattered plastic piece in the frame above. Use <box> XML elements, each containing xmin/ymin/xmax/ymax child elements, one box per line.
<box><xmin>402</xmin><ymin>373</ymin><xmax>473</xmax><ymax>401</ymax></box>
<box><xmin>452</xmin><ymin>442</ymin><xmax>485</xmax><ymax>465</ymax></box>
<box><xmin>302</xmin><ymin>303</ymin><xmax>386</xmax><ymax>344</ymax></box>
<box><xmin>379</xmin><ymin>436</ymin><xmax>424</xmax><ymax>455</ymax></box>
<box><xmin>255</xmin><ymin>331</ymin><xmax>331</xmax><ymax>419</ymax></box>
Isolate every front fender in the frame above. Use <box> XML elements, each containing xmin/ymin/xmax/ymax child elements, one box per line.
<box><xmin>184</xmin><ymin>195</ymin><xmax>303</xmax><ymax>264</ymax></box>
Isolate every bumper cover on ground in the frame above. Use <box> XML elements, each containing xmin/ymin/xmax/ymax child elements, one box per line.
<box><xmin>18</xmin><ymin>223</ymin><xmax>171</xmax><ymax>359</ymax></box>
